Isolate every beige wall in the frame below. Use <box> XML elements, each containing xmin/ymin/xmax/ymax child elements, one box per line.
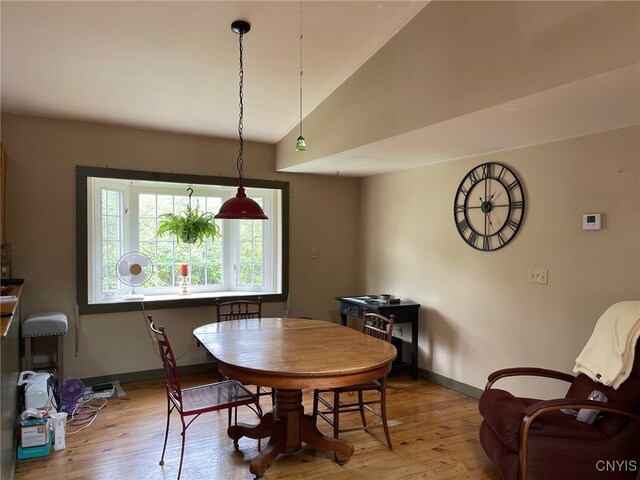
<box><xmin>277</xmin><ymin>1</ymin><xmax>639</xmax><ymax>169</ymax></box>
<box><xmin>359</xmin><ymin>126</ymin><xmax>640</xmax><ymax>397</ymax></box>
<box><xmin>0</xmin><ymin>113</ymin><xmax>359</xmax><ymax>379</ymax></box>
<box><xmin>2</xmin><ymin>124</ymin><xmax>638</xmax><ymax>393</ymax></box>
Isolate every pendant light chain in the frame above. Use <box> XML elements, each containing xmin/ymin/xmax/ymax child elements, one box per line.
<box><xmin>299</xmin><ymin>0</ymin><xmax>303</xmax><ymax>139</ymax></box>
<box><xmin>237</xmin><ymin>30</ymin><xmax>245</xmax><ymax>188</ymax></box>
<box><xmin>295</xmin><ymin>1</ymin><xmax>307</xmax><ymax>151</ymax></box>
<box><xmin>215</xmin><ymin>19</ymin><xmax>268</xmax><ymax>220</ymax></box>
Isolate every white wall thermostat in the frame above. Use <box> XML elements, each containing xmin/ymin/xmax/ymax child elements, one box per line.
<box><xmin>583</xmin><ymin>213</ymin><xmax>602</xmax><ymax>230</ymax></box>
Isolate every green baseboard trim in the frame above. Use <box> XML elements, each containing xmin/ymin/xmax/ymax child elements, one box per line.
<box><xmin>418</xmin><ymin>367</ymin><xmax>483</xmax><ymax>400</ymax></box>
<box><xmin>81</xmin><ymin>362</ymin><xmax>218</xmax><ymax>387</ymax></box>
<box><xmin>80</xmin><ymin>363</ymin><xmax>483</xmax><ymax>400</ymax></box>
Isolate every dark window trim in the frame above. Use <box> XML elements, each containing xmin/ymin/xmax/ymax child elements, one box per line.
<box><xmin>76</xmin><ymin>165</ymin><xmax>290</xmax><ymax>315</ymax></box>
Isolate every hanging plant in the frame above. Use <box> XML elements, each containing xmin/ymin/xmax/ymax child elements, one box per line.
<box><xmin>156</xmin><ymin>189</ymin><xmax>221</xmax><ymax>245</ymax></box>
<box><xmin>156</xmin><ymin>204</ymin><xmax>221</xmax><ymax>245</ymax></box>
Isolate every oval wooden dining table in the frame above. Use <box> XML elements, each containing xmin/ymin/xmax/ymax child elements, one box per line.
<box><xmin>193</xmin><ymin>317</ymin><xmax>397</xmax><ymax>479</ymax></box>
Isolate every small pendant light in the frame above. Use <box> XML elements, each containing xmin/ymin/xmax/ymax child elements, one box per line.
<box><xmin>295</xmin><ymin>1</ymin><xmax>307</xmax><ymax>152</ymax></box>
<box><xmin>216</xmin><ymin>20</ymin><xmax>268</xmax><ymax>220</ymax></box>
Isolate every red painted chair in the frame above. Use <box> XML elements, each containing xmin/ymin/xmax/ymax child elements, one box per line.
<box><xmin>148</xmin><ymin>315</ymin><xmax>262</xmax><ymax>479</ymax></box>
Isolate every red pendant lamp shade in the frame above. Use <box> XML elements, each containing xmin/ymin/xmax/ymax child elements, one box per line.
<box><xmin>215</xmin><ymin>20</ymin><xmax>268</xmax><ymax>221</ymax></box>
<box><xmin>216</xmin><ymin>186</ymin><xmax>268</xmax><ymax>220</ymax></box>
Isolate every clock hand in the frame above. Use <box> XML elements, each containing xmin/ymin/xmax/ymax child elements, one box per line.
<box><xmin>487</xmin><ymin>214</ymin><xmax>494</xmax><ymax>231</ymax></box>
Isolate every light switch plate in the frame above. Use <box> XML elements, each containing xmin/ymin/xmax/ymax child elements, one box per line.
<box><xmin>528</xmin><ymin>268</ymin><xmax>548</xmax><ymax>284</ymax></box>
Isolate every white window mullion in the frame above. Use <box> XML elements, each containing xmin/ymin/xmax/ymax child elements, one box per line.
<box><xmin>127</xmin><ymin>185</ymin><xmax>138</xmax><ymax>254</ymax></box>
<box><xmin>226</xmin><ymin>218</ymin><xmax>239</xmax><ymax>290</ymax></box>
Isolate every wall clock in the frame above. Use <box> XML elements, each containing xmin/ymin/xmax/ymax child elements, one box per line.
<box><xmin>453</xmin><ymin>162</ymin><xmax>525</xmax><ymax>251</ymax></box>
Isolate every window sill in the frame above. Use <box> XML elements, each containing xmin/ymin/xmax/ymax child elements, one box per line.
<box><xmin>81</xmin><ymin>291</ymin><xmax>286</xmax><ymax>315</ymax></box>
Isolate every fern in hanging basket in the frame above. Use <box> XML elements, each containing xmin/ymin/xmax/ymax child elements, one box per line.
<box><xmin>156</xmin><ymin>204</ymin><xmax>221</xmax><ymax>245</ymax></box>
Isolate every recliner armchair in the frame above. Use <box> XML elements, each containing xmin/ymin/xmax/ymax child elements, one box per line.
<box><xmin>479</xmin><ymin>342</ymin><xmax>640</xmax><ymax>480</ymax></box>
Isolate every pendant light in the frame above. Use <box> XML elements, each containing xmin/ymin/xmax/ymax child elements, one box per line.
<box><xmin>295</xmin><ymin>1</ymin><xmax>307</xmax><ymax>152</ymax></box>
<box><xmin>215</xmin><ymin>20</ymin><xmax>268</xmax><ymax>220</ymax></box>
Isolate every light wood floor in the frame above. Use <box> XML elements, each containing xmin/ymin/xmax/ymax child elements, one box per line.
<box><xmin>15</xmin><ymin>373</ymin><xmax>502</xmax><ymax>480</ymax></box>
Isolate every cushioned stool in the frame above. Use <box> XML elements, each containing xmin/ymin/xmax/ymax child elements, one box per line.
<box><xmin>22</xmin><ymin>312</ymin><xmax>68</xmax><ymax>380</ymax></box>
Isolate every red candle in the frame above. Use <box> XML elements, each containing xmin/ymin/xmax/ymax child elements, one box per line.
<box><xmin>180</xmin><ymin>264</ymin><xmax>189</xmax><ymax>277</ymax></box>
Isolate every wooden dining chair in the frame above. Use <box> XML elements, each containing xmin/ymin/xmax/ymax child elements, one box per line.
<box><xmin>216</xmin><ymin>297</ymin><xmax>262</xmax><ymax>321</ymax></box>
<box><xmin>147</xmin><ymin>315</ymin><xmax>262</xmax><ymax>480</ymax></box>
<box><xmin>215</xmin><ymin>297</ymin><xmax>274</xmax><ymax>423</ymax></box>
<box><xmin>312</xmin><ymin>311</ymin><xmax>396</xmax><ymax>450</ymax></box>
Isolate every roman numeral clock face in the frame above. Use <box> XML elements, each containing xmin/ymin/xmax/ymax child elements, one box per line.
<box><xmin>454</xmin><ymin>162</ymin><xmax>525</xmax><ymax>251</ymax></box>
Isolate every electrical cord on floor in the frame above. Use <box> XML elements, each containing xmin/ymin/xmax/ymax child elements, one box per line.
<box><xmin>66</xmin><ymin>398</ymin><xmax>108</xmax><ymax>436</ymax></box>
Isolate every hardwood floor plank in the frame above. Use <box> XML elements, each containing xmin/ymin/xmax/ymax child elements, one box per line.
<box><xmin>15</xmin><ymin>373</ymin><xmax>500</xmax><ymax>480</ymax></box>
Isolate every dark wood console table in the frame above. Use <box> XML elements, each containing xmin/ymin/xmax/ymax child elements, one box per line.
<box><xmin>336</xmin><ymin>296</ymin><xmax>420</xmax><ymax>380</ymax></box>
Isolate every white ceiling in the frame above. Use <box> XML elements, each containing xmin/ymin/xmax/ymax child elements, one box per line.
<box><xmin>1</xmin><ymin>1</ymin><xmax>638</xmax><ymax>177</ymax></box>
<box><xmin>1</xmin><ymin>1</ymin><xmax>427</xmax><ymax>143</ymax></box>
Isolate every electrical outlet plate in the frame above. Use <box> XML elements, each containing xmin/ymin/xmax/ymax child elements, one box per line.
<box><xmin>528</xmin><ymin>268</ymin><xmax>548</xmax><ymax>284</ymax></box>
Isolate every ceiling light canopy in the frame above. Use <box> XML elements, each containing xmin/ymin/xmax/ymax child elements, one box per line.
<box><xmin>215</xmin><ymin>20</ymin><xmax>268</xmax><ymax>221</ymax></box>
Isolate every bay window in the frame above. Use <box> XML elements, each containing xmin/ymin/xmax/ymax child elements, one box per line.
<box><xmin>76</xmin><ymin>166</ymin><xmax>288</xmax><ymax>314</ymax></box>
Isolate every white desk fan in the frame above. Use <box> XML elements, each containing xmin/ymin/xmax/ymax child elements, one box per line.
<box><xmin>116</xmin><ymin>252</ymin><xmax>153</xmax><ymax>299</ymax></box>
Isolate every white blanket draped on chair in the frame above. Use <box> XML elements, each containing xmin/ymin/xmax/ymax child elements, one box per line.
<box><xmin>574</xmin><ymin>300</ymin><xmax>640</xmax><ymax>389</ymax></box>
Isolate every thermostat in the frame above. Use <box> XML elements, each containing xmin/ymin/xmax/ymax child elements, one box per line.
<box><xmin>583</xmin><ymin>213</ymin><xmax>602</xmax><ymax>230</ymax></box>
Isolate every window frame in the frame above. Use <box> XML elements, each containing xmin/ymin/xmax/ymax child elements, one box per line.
<box><xmin>76</xmin><ymin>165</ymin><xmax>289</xmax><ymax>315</ymax></box>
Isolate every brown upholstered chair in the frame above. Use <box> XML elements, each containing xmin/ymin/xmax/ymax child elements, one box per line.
<box><xmin>479</xmin><ymin>341</ymin><xmax>640</xmax><ymax>480</ymax></box>
<box><xmin>214</xmin><ymin>297</ymin><xmax>274</xmax><ymax>423</ymax></box>
<box><xmin>312</xmin><ymin>311</ymin><xmax>396</xmax><ymax>450</ymax></box>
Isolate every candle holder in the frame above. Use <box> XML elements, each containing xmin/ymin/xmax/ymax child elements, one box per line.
<box><xmin>178</xmin><ymin>263</ymin><xmax>190</xmax><ymax>295</ymax></box>
<box><xmin>178</xmin><ymin>274</ymin><xmax>190</xmax><ymax>295</ymax></box>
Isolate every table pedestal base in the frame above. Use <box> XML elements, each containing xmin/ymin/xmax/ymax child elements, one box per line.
<box><xmin>228</xmin><ymin>388</ymin><xmax>354</xmax><ymax>479</ymax></box>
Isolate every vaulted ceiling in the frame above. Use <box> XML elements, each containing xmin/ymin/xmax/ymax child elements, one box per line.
<box><xmin>1</xmin><ymin>1</ymin><xmax>427</xmax><ymax>143</ymax></box>
<box><xmin>2</xmin><ymin>1</ymin><xmax>638</xmax><ymax>177</ymax></box>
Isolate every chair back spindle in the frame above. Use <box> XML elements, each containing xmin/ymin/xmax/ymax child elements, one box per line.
<box><xmin>362</xmin><ymin>310</ymin><xmax>395</xmax><ymax>343</ymax></box>
<box><xmin>216</xmin><ymin>298</ymin><xmax>262</xmax><ymax>322</ymax></box>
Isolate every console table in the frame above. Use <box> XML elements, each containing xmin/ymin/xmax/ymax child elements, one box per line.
<box><xmin>336</xmin><ymin>296</ymin><xmax>421</xmax><ymax>380</ymax></box>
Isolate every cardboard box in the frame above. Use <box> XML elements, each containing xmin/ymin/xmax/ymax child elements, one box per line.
<box><xmin>17</xmin><ymin>436</ymin><xmax>52</xmax><ymax>459</ymax></box>
<box><xmin>19</xmin><ymin>418</ymin><xmax>50</xmax><ymax>448</ymax></box>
